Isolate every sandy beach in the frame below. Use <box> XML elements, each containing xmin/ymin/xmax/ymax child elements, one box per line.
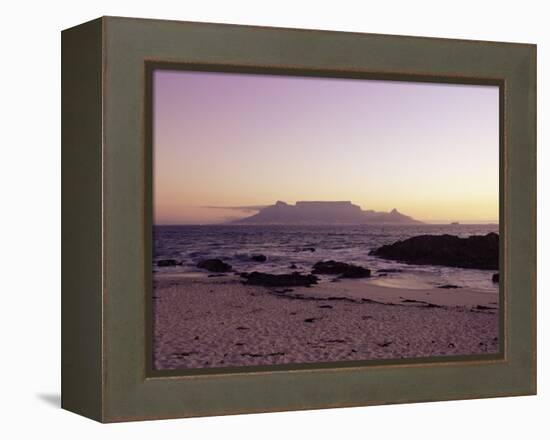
<box><xmin>153</xmin><ymin>273</ymin><xmax>499</xmax><ymax>370</ymax></box>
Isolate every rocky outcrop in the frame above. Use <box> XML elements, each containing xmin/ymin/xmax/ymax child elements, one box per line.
<box><xmin>312</xmin><ymin>260</ymin><xmax>371</xmax><ymax>278</ymax></box>
<box><xmin>370</xmin><ymin>233</ymin><xmax>498</xmax><ymax>270</ymax></box>
<box><xmin>241</xmin><ymin>271</ymin><xmax>318</xmax><ymax>287</ymax></box>
<box><xmin>251</xmin><ymin>254</ymin><xmax>267</xmax><ymax>262</ymax></box>
<box><xmin>157</xmin><ymin>259</ymin><xmax>178</xmax><ymax>267</ymax></box>
<box><xmin>197</xmin><ymin>258</ymin><xmax>232</xmax><ymax>272</ymax></box>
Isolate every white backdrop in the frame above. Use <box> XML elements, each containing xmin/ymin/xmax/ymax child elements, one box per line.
<box><xmin>0</xmin><ymin>0</ymin><xmax>546</xmax><ymax>437</ymax></box>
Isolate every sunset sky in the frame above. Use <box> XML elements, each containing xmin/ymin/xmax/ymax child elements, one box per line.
<box><xmin>153</xmin><ymin>69</ymin><xmax>499</xmax><ymax>225</ymax></box>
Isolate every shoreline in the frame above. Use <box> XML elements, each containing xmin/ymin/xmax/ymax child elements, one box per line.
<box><xmin>153</xmin><ymin>274</ymin><xmax>499</xmax><ymax>371</ymax></box>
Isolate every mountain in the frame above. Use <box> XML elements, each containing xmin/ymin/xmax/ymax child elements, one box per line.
<box><xmin>228</xmin><ymin>201</ymin><xmax>422</xmax><ymax>225</ymax></box>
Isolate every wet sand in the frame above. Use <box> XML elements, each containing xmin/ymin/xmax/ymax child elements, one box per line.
<box><xmin>153</xmin><ymin>274</ymin><xmax>499</xmax><ymax>370</ymax></box>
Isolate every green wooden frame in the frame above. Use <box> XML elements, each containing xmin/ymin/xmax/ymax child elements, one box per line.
<box><xmin>62</xmin><ymin>16</ymin><xmax>536</xmax><ymax>422</ymax></box>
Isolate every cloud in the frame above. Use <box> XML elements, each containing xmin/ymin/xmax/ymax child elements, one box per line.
<box><xmin>202</xmin><ymin>205</ymin><xmax>266</xmax><ymax>213</ymax></box>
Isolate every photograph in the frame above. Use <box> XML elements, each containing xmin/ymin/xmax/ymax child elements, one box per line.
<box><xmin>1</xmin><ymin>0</ymin><xmax>542</xmax><ymax>431</ymax></box>
<box><xmin>151</xmin><ymin>68</ymin><xmax>501</xmax><ymax>371</ymax></box>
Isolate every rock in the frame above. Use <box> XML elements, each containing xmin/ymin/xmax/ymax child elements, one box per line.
<box><xmin>197</xmin><ymin>258</ymin><xmax>232</xmax><ymax>272</ymax></box>
<box><xmin>438</xmin><ymin>284</ymin><xmax>461</xmax><ymax>289</ymax></box>
<box><xmin>369</xmin><ymin>233</ymin><xmax>498</xmax><ymax>270</ymax></box>
<box><xmin>251</xmin><ymin>254</ymin><xmax>267</xmax><ymax>262</ymax></box>
<box><xmin>157</xmin><ymin>259</ymin><xmax>178</xmax><ymax>267</ymax></box>
<box><xmin>242</xmin><ymin>271</ymin><xmax>318</xmax><ymax>287</ymax></box>
<box><xmin>377</xmin><ymin>341</ymin><xmax>393</xmax><ymax>347</ymax></box>
<box><xmin>312</xmin><ymin>260</ymin><xmax>371</xmax><ymax>278</ymax></box>
<box><xmin>274</xmin><ymin>288</ymin><xmax>294</xmax><ymax>294</ymax></box>
<box><xmin>289</xmin><ymin>263</ymin><xmax>298</xmax><ymax>269</ymax></box>
<box><xmin>492</xmin><ymin>273</ymin><xmax>499</xmax><ymax>283</ymax></box>
<box><xmin>475</xmin><ymin>305</ymin><xmax>496</xmax><ymax>310</ymax></box>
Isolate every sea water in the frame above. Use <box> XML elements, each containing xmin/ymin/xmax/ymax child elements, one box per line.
<box><xmin>153</xmin><ymin>224</ymin><xmax>499</xmax><ymax>292</ymax></box>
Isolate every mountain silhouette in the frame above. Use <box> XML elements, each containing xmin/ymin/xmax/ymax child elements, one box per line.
<box><xmin>228</xmin><ymin>201</ymin><xmax>422</xmax><ymax>225</ymax></box>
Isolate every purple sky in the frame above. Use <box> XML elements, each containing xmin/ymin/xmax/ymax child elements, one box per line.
<box><xmin>153</xmin><ymin>69</ymin><xmax>499</xmax><ymax>224</ymax></box>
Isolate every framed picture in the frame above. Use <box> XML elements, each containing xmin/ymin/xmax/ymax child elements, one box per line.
<box><xmin>62</xmin><ymin>16</ymin><xmax>536</xmax><ymax>422</ymax></box>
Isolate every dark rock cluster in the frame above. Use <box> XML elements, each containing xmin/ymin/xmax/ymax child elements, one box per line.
<box><xmin>369</xmin><ymin>233</ymin><xmax>498</xmax><ymax>270</ymax></box>
<box><xmin>312</xmin><ymin>260</ymin><xmax>371</xmax><ymax>278</ymax></box>
<box><xmin>251</xmin><ymin>254</ymin><xmax>267</xmax><ymax>262</ymax></box>
<box><xmin>197</xmin><ymin>258</ymin><xmax>232</xmax><ymax>273</ymax></box>
<box><xmin>156</xmin><ymin>259</ymin><xmax>178</xmax><ymax>267</ymax></box>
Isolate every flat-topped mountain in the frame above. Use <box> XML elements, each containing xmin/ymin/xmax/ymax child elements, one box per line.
<box><xmin>228</xmin><ymin>201</ymin><xmax>422</xmax><ymax>225</ymax></box>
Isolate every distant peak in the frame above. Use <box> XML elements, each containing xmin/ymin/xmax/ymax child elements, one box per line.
<box><xmin>390</xmin><ymin>208</ymin><xmax>399</xmax><ymax>214</ymax></box>
<box><xmin>275</xmin><ymin>200</ymin><xmax>288</xmax><ymax>206</ymax></box>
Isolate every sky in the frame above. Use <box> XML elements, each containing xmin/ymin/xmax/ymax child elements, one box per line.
<box><xmin>153</xmin><ymin>69</ymin><xmax>499</xmax><ymax>225</ymax></box>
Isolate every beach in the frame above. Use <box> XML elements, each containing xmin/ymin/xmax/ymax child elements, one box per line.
<box><xmin>153</xmin><ymin>273</ymin><xmax>499</xmax><ymax>370</ymax></box>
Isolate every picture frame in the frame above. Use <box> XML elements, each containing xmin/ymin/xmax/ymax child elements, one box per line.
<box><xmin>61</xmin><ymin>16</ymin><xmax>536</xmax><ymax>422</ymax></box>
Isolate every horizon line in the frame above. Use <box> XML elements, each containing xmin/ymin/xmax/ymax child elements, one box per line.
<box><xmin>153</xmin><ymin>220</ymin><xmax>500</xmax><ymax>226</ymax></box>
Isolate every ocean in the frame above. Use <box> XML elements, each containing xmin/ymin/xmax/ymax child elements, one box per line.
<box><xmin>153</xmin><ymin>224</ymin><xmax>499</xmax><ymax>292</ymax></box>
